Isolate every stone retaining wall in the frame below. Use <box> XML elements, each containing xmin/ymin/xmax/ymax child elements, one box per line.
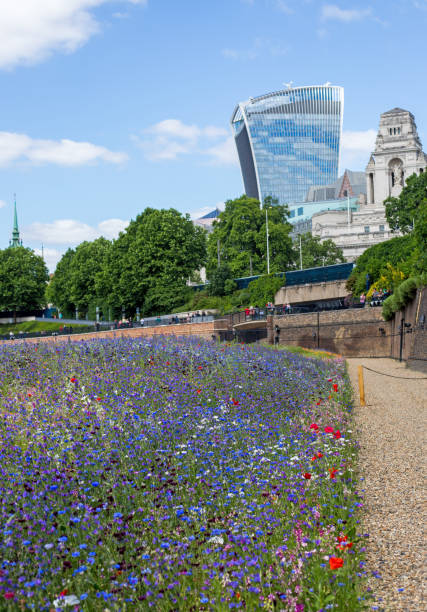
<box><xmin>270</xmin><ymin>308</ymin><xmax>392</xmax><ymax>357</ymax></box>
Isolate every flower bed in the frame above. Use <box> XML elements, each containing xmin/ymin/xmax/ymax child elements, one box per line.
<box><xmin>0</xmin><ymin>337</ymin><xmax>366</xmax><ymax>610</ymax></box>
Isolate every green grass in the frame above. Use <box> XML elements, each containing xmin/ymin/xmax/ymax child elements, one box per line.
<box><xmin>0</xmin><ymin>321</ymin><xmax>91</xmax><ymax>335</ymax></box>
<box><xmin>264</xmin><ymin>342</ymin><xmax>338</xmax><ymax>359</ymax></box>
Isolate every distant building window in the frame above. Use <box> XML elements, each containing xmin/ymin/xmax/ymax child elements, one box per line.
<box><xmin>420</xmin><ymin>168</ymin><xmax>424</xmax><ymax>173</ymax></box>
<box><xmin>398</xmin><ymin>127</ymin><xmax>401</xmax><ymax>134</ymax></box>
<box><xmin>393</xmin><ymin>127</ymin><xmax>396</xmax><ymax>135</ymax></box>
<box><xmin>297</xmin><ymin>207</ymin><xmax>303</xmax><ymax>216</ymax></box>
<box><xmin>364</xmin><ymin>226</ymin><xmax>370</xmax><ymax>233</ymax></box>
<box><xmin>343</xmin><ymin>189</ymin><xmax>348</xmax><ymax>197</ymax></box>
<box><xmin>379</xmin><ymin>224</ymin><xmax>385</xmax><ymax>232</ymax></box>
<box><xmin>290</xmin><ymin>209</ymin><xmax>295</xmax><ymax>218</ymax></box>
<box><xmin>389</xmin><ymin>128</ymin><xmax>392</xmax><ymax>135</ymax></box>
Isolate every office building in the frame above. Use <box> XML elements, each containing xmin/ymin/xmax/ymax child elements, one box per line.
<box><xmin>231</xmin><ymin>84</ymin><xmax>344</xmax><ymax>205</ymax></box>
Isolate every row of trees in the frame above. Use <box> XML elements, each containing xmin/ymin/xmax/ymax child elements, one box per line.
<box><xmin>47</xmin><ymin>208</ymin><xmax>206</xmax><ymax>318</ymax></box>
<box><xmin>0</xmin><ymin>194</ymin><xmax>348</xmax><ymax>320</ymax></box>
<box><xmin>47</xmin><ymin>196</ymin><xmax>345</xmax><ymax>318</ymax></box>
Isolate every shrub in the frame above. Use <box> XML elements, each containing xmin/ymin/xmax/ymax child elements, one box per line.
<box><xmin>247</xmin><ymin>274</ymin><xmax>284</xmax><ymax>307</ymax></box>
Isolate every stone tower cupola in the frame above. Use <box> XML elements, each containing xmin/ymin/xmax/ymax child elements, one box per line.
<box><xmin>366</xmin><ymin>108</ymin><xmax>427</xmax><ymax>205</ymax></box>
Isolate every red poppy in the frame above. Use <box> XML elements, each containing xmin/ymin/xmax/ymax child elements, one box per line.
<box><xmin>59</xmin><ymin>589</ymin><xmax>68</xmax><ymax>597</ymax></box>
<box><xmin>311</xmin><ymin>456</ymin><xmax>317</xmax><ymax>462</ymax></box>
<box><xmin>198</xmin><ymin>366</ymin><xmax>203</xmax><ymax>370</ymax></box>
<box><xmin>316</xmin><ymin>401</ymin><xmax>321</xmax><ymax>406</ymax></box>
<box><xmin>96</xmin><ymin>397</ymin><xmax>101</xmax><ymax>402</ymax></box>
<box><xmin>334</xmin><ymin>430</ymin><xmax>341</xmax><ymax>439</ymax></box>
<box><xmin>337</xmin><ymin>535</ymin><xmax>347</xmax><ymax>543</ymax></box>
<box><xmin>333</xmin><ymin>383</ymin><xmax>338</xmax><ymax>392</ymax></box>
<box><xmin>329</xmin><ymin>468</ymin><xmax>338</xmax><ymax>479</ymax></box>
<box><xmin>196</xmin><ymin>389</ymin><xmax>202</xmax><ymax>394</ymax></box>
<box><xmin>310</xmin><ymin>423</ymin><xmax>319</xmax><ymax>430</ymax></box>
<box><xmin>303</xmin><ymin>472</ymin><xmax>311</xmax><ymax>479</ymax></box>
<box><xmin>166</xmin><ymin>361</ymin><xmax>170</xmax><ymax>366</ymax></box>
<box><xmin>329</xmin><ymin>557</ymin><xmax>344</xmax><ymax>570</ymax></box>
<box><xmin>70</xmin><ymin>377</ymin><xmax>76</xmax><ymax>383</ymax></box>
<box><xmin>317</xmin><ymin>452</ymin><xmax>323</xmax><ymax>458</ymax></box>
<box><xmin>28</xmin><ymin>393</ymin><xmax>32</xmax><ymax>397</ymax></box>
<box><xmin>4</xmin><ymin>593</ymin><xmax>14</xmax><ymax>600</ymax></box>
<box><xmin>327</xmin><ymin>378</ymin><xmax>332</xmax><ymax>382</ymax></box>
<box><xmin>232</xmin><ymin>399</ymin><xmax>239</xmax><ymax>405</ymax></box>
<box><xmin>324</xmin><ymin>426</ymin><xmax>334</xmax><ymax>434</ymax></box>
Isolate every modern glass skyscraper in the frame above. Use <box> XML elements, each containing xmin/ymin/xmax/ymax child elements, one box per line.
<box><xmin>231</xmin><ymin>85</ymin><xmax>344</xmax><ymax>205</ymax></box>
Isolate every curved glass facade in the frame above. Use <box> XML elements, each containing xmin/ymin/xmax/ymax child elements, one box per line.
<box><xmin>231</xmin><ymin>85</ymin><xmax>344</xmax><ymax>205</ymax></box>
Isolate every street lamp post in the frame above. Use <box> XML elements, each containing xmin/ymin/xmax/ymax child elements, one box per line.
<box><xmin>265</xmin><ymin>205</ymin><xmax>270</xmax><ymax>274</ymax></box>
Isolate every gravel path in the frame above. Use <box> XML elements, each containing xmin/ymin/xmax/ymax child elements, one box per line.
<box><xmin>346</xmin><ymin>358</ymin><xmax>427</xmax><ymax>612</ymax></box>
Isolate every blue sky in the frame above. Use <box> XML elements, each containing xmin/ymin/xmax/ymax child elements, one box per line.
<box><xmin>0</xmin><ymin>0</ymin><xmax>426</xmax><ymax>269</ymax></box>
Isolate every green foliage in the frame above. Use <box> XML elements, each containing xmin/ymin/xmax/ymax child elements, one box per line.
<box><xmin>0</xmin><ymin>247</ymin><xmax>48</xmax><ymax>318</ymax></box>
<box><xmin>247</xmin><ymin>274</ymin><xmax>284</xmax><ymax>307</ymax></box>
<box><xmin>208</xmin><ymin>264</ymin><xmax>234</xmax><ymax>297</ymax></box>
<box><xmin>206</xmin><ymin>195</ymin><xmax>294</xmax><ymax>278</ymax></box>
<box><xmin>46</xmin><ymin>249</ymin><xmax>76</xmax><ymax>316</ymax></box>
<box><xmin>107</xmin><ymin>208</ymin><xmax>206</xmax><ymax>316</ymax></box>
<box><xmin>346</xmin><ymin>234</ymin><xmax>417</xmax><ymax>296</ymax></box>
<box><xmin>47</xmin><ymin>239</ymin><xmax>112</xmax><ymax>318</ymax></box>
<box><xmin>297</xmin><ymin>233</ymin><xmax>345</xmax><ymax>269</ymax></box>
<box><xmin>49</xmin><ymin>208</ymin><xmax>207</xmax><ymax>318</ymax></box>
<box><xmin>382</xmin><ymin>276</ymin><xmax>425</xmax><ymax>320</ymax></box>
<box><xmin>0</xmin><ymin>321</ymin><xmax>90</xmax><ymax>335</ymax></box>
<box><xmin>384</xmin><ymin>171</ymin><xmax>427</xmax><ymax>233</ymax></box>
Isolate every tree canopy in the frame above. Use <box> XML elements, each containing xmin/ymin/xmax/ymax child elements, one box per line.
<box><xmin>297</xmin><ymin>233</ymin><xmax>345</xmax><ymax>269</ymax></box>
<box><xmin>48</xmin><ymin>208</ymin><xmax>207</xmax><ymax>318</ymax></box>
<box><xmin>346</xmin><ymin>234</ymin><xmax>417</xmax><ymax>296</ymax></box>
<box><xmin>0</xmin><ymin>247</ymin><xmax>49</xmax><ymax>319</ymax></box>
<box><xmin>384</xmin><ymin>171</ymin><xmax>427</xmax><ymax>234</ymax></box>
<box><xmin>206</xmin><ymin>195</ymin><xmax>294</xmax><ymax>278</ymax></box>
<box><xmin>247</xmin><ymin>274</ymin><xmax>284</xmax><ymax>307</ymax></box>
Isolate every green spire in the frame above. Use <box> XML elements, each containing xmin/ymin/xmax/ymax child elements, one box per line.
<box><xmin>10</xmin><ymin>195</ymin><xmax>22</xmax><ymax>247</ymax></box>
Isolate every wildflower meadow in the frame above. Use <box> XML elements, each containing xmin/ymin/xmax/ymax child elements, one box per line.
<box><xmin>0</xmin><ymin>337</ymin><xmax>367</xmax><ymax>610</ymax></box>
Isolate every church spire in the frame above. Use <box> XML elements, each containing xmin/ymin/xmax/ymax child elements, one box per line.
<box><xmin>10</xmin><ymin>195</ymin><xmax>22</xmax><ymax>247</ymax></box>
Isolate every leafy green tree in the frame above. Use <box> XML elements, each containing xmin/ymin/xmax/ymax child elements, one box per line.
<box><xmin>346</xmin><ymin>234</ymin><xmax>417</xmax><ymax>296</ymax></box>
<box><xmin>46</xmin><ymin>248</ymin><xmax>76</xmax><ymax>316</ymax></box>
<box><xmin>208</xmin><ymin>264</ymin><xmax>234</xmax><ymax>297</ymax></box>
<box><xmin>247</xmin><ymin>274</ymin><xmax>284</xmax><ymax>307</ymax></box>
<box><xmin>69</xmin><ymin>237</ymin><xmax>112</xmax><ymax>316</ymax></box>
<box><xmin>47</xmin><ymin>239</ymin><xmax>112</xmax><ymax>318</ymax></box>
<box><xmin>297</xmin><ymin>233</ymin><xmax>345</xmax><ymax>269</ymax></box>
<box><xmin>108</xmin><ymin>208</ymin><xmax>207</xmax><ymax>315</ymax></box>
<box><xmin>384</xmin><ymin>171</ymin><xmax>427</xmax><ymax>233</ymax></box>
<box><xmin>206</xmin><ymin>195</ymin><xmax>294</xmax><ymax>278</ymax></box>
<box><xmin>0</xmin><ymin>247</ymin><xmax>49</xmax><ymax>321</ymax></box>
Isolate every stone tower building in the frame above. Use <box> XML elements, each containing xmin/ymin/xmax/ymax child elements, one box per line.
<box><xmin>312</xmin><ymin>108</ymin><xmax>427</xmax><ymax>260</ymax></box>
<box><xmin>366</xmin><ymin>108</ymin><xmax>427</xmax><ymax>204</ymax></box>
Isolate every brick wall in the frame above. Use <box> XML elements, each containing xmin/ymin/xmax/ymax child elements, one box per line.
<box><xmin>270</xmin><ymin>308</ymin><xmax>391</xmax><ymax>357</ymax></box>
<box><xmin>1</xmin><ymin>321</ymin><xmax>219</xmax><ymax>347</ymax></box>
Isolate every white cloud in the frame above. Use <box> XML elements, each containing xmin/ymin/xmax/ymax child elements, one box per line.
<box><xmin>204</xmin><ymin>137</ymin><xmax>239</xmax><ymax>166</ymax></box>
<box><xmin>136</xmin><ymin>119</ymin><xmax>235</xmax><ymax>165</ymax></box>
<box><xmin>0</xmin><ymin>131</ymin><xmax>127</xmax><ymax>166</ymax></box>
<box><xmin>0</xmin><ymin>0</ymin><xmax>147</xmax><ymax>70</ymax></box>
<box><xmin>0</xmin><ymin>200</ymin><xmax>7</xmax><ymax>209</ymax></box>
<box><xmin>33</xmin><ymin>247</ymin><xmax>63</xmax><ymax>272</ymax></box>
<box><xmin>340</xmin><ymin>129</ymin><xmax>376</xmax><ymax>171</ymax></box>
<box><xmin>24</xmin><ymin>217</ymin><xmax>129</xmax><ymax>245</ymax></box>
<box><xmin>321</xmin><ymin>4</ymin><xmax>372</xmax><ymax>22</ymax></box>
